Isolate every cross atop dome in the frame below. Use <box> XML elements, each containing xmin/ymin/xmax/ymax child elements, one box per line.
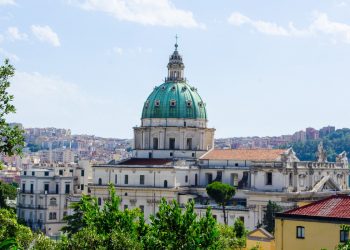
<box><xmin>175</xmin><ymin>34</ymin><xmax>178</xmax><ymax>51</ymax></box>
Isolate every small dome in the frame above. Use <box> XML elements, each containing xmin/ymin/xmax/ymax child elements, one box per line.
<box><xmin>141</xmin><ymin>81</ymin><xmax>207</xmax><ymax>120</ymax></box>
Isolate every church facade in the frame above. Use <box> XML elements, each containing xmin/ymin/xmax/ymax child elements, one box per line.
<box><xmin>90</xmin><ymin>43</ymin><xmax>349</xmax><ymax>230</ymax></box>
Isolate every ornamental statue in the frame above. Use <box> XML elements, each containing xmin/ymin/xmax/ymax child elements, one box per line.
<box><xmin>316</xmin><ymin>142</ymin><xmax>327</xmax><ymax>162</ymax></box>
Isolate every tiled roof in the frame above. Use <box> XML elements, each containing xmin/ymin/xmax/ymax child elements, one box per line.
<box><xmin>117</xmin><ymin>158</ymin><xmax>173</xmax><ymax>165</ymax></box>
<box><xmin>200</xmin><ymin>149</ymin><xmax>286</xmax><ymax>161</ymax></box>
<box><xmin>283</xmin><ymin>195</ymin><xmax>350</xmax><ymax>219</ymax></box>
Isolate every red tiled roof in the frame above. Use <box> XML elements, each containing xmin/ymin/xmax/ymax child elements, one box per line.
<box><xmin>283</xmin><ymin>195</ymin><xmax>350</xmax><ymax>219</ymax></box>
<box><xmin>118</xmin><ymin>158</ymin><xmax>173</xmax><ymax>165</ymax></box>
<box><xmin>200</xmin><ymin>149</ymin><xmax>286</xmax><ymax>161</ymax></box>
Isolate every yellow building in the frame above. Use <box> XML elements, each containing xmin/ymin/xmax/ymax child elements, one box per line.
<box><xmin>275</xmin><ymin>195</ymin><xmax>350</xmax><ymax>250</ymax></box>
<box><xmin>245</xmin><ymin>228</ymin><xmax>275</xmax><ymax>250</ymax></box>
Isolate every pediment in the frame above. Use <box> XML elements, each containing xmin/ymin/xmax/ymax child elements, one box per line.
<box><xmin>312</xmin><ymin>176</ymin><xmax>341</xmax><ymax>192</ymax></box>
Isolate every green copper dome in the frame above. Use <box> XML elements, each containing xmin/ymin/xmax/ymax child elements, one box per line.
<box><xmin>141</xmin><ymin>81</ymin><xmax>207</xmax><ymax>119</ymax></box>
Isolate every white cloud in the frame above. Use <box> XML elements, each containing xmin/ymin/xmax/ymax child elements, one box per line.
<box><xmin>7</xmin><ymin>27</ymin><xmax>27</xmax><ymax>41</ymax></box>
<box><xmin>72</xmin><ymin>0</ymin><xmax>205</xmax><ymax>29</ymax></box>
<box><xmin>228</xmin><ymin>11</ymin><xmax>350</xmax><ymax>44</ymax></box>
<box><xmin>0</xmin><ymin>0</ymin><xmax>16</xmax><ymax>5</ymax></box>
<box><xmin>311</xmin><ymin>12</ymin><xmax>350</xmax><ymax>43</ymax></box>
<box><xmin>228</xmin><ymin>12</ymin><xmax>289</xmax><ymax>36</ymax></box>
<box><xmin>31</xmin><ymin>25</ymin><xmax>60</xmax><ymax>47</ymax></box>
<box><xmin>0</xmin><ymin>47</ymin><xmax>19</xmax><ymax>61</ymax></box>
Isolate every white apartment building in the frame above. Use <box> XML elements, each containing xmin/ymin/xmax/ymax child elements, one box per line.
<box><xmin>17</xmin><ymin>161</ymin><xmax>91</xmax><ymax>236</ymax></box>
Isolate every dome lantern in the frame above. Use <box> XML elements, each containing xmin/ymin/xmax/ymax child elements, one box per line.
<box><xmin>166</xmin><ymin>35</ymin><xmax>185</xmax><ymax>82</ymax></box>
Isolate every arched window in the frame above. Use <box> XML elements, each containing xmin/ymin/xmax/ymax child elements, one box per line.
<box><xmin>164</xmin><ymin>180</ymin><xmax>168</xmax><ymax>188</ymax></box>
<box><xmin>98</xmin><ymin>178</ymin><xmax>102</xmax><ymax>185</ymax></box>
<box><xmin>98</xmin><ymin>197</ymin><xmax>102</xmax><ymax>206</ymax></box>
<box><xmin>49</xmin><ymin>212</ymin><xmax>57</xmax><ymax>220</ymax></box>
<box><xmin>49</xmin><ymin>198</ymin><xmax>57</xmax><ymax>206</ymax></box>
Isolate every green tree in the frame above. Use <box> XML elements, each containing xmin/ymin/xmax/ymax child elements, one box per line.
<box><xmin>61</xmin><ymin>184</ymin><xmax>142</xmax><ymax>249</ymax></box>
<box><xmin>143</xmin><ymin>198</ymin><xmax>220</xmax><ymax>250</ymax></box>
<box><xmin>0</xmin><ymin>181</ymin><xmax>17</xmax><ymax>208</ymax></box>
<box><xmin>206</xmin><ymin>181</ymin><xmax>236</xmax><ymax>224</ymax></box>
<box><xmin>0</xmin><ymin>208</ymin><xmax>33</xmax><ymax>249</ymax></box>
<box><xmin>218</xmin><ymin>218</ymin><xmax>246</xmax><ymax>250</ymax></box>
<box><xmin>61</xmin><ymin>195</ymin><xmax>94</xmax><ymax>236</ymax></box>
<box><xmin>263</xmin><ymin>201</ymin><xmax>282</xmax><ymax>234</ymax></box>
<box><xmin>0</xmin><ymin>59</ymin><xmax>25</xmax><ymax>169</ymax></box>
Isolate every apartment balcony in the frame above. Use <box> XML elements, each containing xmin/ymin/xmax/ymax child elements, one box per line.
<box><xmin>17</xmin><ymin>204</ymin><xmax>48</xmax><ymax>209</ymax></box>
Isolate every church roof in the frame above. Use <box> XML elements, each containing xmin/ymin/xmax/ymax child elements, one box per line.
<box><xmin>141</xmin><ymin>43</ymin><xmax>207</xmax><ymax>120</ymax></box>
<box><xmin>279</xmin><ymin>195</ymin><xmax>350</xmax><ymax>219</ymax></box>
<box><xmin>200</xmin><ymin>149</ymin><xmax>286</xmax><ymax>161</ymax></box>
<box><xmin>141</xmin><ymin>81</ymin><xmax>207</xmax><ymax>120</ymax></box>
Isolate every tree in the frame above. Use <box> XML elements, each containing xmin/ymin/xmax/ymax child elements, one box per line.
<box><xmin>263</xmin><ymin>200</ymin><xmax>282</xmax><ymax>233</ymax></box>
<box><xmin>143</xmin><ymin>198</ymin><xmax>220</xmax><ymax>250</ymax></box>
<box><xmin>206</xmin><ymin>181</ymin><xmax>236</xmax><ymax>224</ymax></box>
<box><xmin>0</xmin><ymin>59</ymin><xmax>25</xmax><ymax>169</ymax></box>
<box><xmin>0</xmin><ymin>208</ymin><xmax>33</xmax><ymax>249</ymax></box>
<box><xmin>0</xmin><ymin>181</ymin><xmax>17</xmax><ymax>208</ymax></box>
<box><xmin>62</xmin><ymin>184</ymin><xmax>142</xmax><ymax>249</ymax></box>
<box><xmin>218</xmin><ymin>218</ymin><xmax>247</xmax><ymax>250</ymax></box>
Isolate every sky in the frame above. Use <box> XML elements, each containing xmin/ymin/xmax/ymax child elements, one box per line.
<box><xmin>1</xmin><ymin>0</ymin><xmax>350</xmax><ymax>139</ymax></box>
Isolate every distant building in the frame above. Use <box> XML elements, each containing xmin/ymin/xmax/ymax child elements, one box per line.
<box><xmin>275</xmin><ymin>195</ymin><xmax>350</xmax><ymax>250</ymax></box>
<box><xmin>292</xmin><ymin>130</ymin><xmax>306</xmax><ymax>142</ymax></box>
<box><xmin>319</xmin><ymin>125</ymin><xmax>335</xmax><ymax>138</ymax></box>
<box><xmin>305</xmin><ymin>127</ymin><xmax>319</xmax><ymax>140</ymax></box>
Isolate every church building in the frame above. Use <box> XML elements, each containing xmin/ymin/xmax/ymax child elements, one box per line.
<box><xmin>90</xmin><ymin>42</ymin><xmax>349</xmax><ymax>230</ymax></box>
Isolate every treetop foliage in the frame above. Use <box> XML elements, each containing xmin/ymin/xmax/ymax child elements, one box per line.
<box><xmin>0</xmin><ymin>59</ymin><xmax>24</xmax><ymax>159</ymax></box>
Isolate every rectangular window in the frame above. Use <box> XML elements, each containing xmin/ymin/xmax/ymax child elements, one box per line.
<box><xmin>80</xmin><ymin>184</ymin><xmax>84</xmax><ymax>191</ymax></box>
<box><xmin>81</xmin><ymin>170</ymin><xmax>84</xmax><ymax>177</ymax></box>
<box><xmin>22</xmin><ymin>183</ymin><xmax>25</xmax><ymax>192</ymax></box>
<box><xmin>124</xmin><ymin>204</ymin><xmax>128</xmax><ymax>210</ymax></box>
<box><xmin>44</xmin><ymin>184</ymin><xmax>49</xmax><ymax>193</ymax></box>
<box><xmin>24</xmin><ymin>171</ymin><xmax>27</xmax><ymax>176</ymax></box>
<box><xmin>124</xmin><ymin>175</ymin><xmax>128</xmax><ymax>184</ymax></box>
<box><xmin>30</xmin><ymin>183</ymin><xmax>34</xmax><ymax>194</ymax></box>
<box><xmin>59</xmin><ymin>170</ymin><xmax>63</xmax><ymax>175</ymax></box>
<box><xmin>115</xmin><ymin>174</ymin><xmax>118</xmax><ymax>185</ymax></box>
<box><xmin>44</xmin><ymin>171</ymin><xmax>49</xmax><ymax>176</ymax></box>
<box><xmin>186</xmin><ymin>138</ymin><xmax>192</xmax><ymax>150</ymax></box>
<box><xmin>289</xmin><ymin>173</ymin><xmax>293</xmax><ymax>186</ymax></box>
<box><xmin>206</xmin><ymin>173</ymin><xmax>213</xmax><ymax>184</ymax></box>
<box><xmin>32</xmin><ymin>171</ymin><xmax>35</xmax><ymax>176</ymax></box>
<box><xmin>56</xmin><ymin>184</ymin><xmax>59</xmax><ymax>194</ymax></box>
<box><xmin>153</xmin><ymin>138</ymin><xmax>158</xmax><ymax>150</ymax></box>
<box><xmin>169</xmin><ymin>138</ymin><xmax>175</xmax><ymax>150</ymax></box>
<box><xmin>65</xmin><ymin>184</ymin><xmax>70</xmax><ymax>194</ymax></box>
<box><xmin>340</xmin><ymin>230</ymin><xmax>349</xmax><ymax>242</ymax></box>
<box><xmin>266</xmin><ymin>172</ymin><xmax>273</xmax><ymax>185</ymax></box>
<box><xmin>140</xmin><ymin>175</ymin><xmax>145</xmax><ymax>185</ymax></box>
<box><xmin>231</xmin><ymin>173</ymin><xmax>238</xmax><ymax>186</ymax></box>
<box><xmin>296</xmin><ymin>226</ymin><xmax>305</xmax><ymax>239</ymax></box>
<box><xmin>140</xmin><ymin>205</ymin><xmax>144</xmax><ymax>213</ymax></box>
<box><xmin>185</xmin><ymin>175</ymin><xmax>188</xmax><ymax>183</ymax></box>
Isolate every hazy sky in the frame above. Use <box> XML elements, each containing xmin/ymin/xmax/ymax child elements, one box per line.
<box><xmin>1</xmin><ymin>0</ymin><xmax>350</xmax><ymax>138</ymax></box>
